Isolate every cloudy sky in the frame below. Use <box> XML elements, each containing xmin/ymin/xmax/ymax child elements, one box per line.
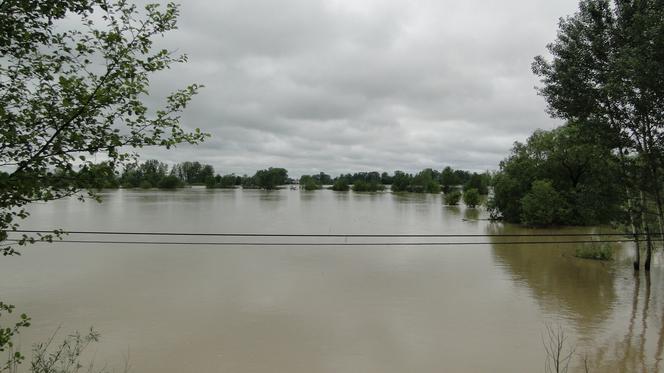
<box><xmin>139</xmin><ymin>0</ymin><xmax>580</xmax><ymax>177</ymax></box>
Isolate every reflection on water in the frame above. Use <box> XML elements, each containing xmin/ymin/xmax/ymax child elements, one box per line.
<box><xmin>2</xmin><ymin>188</ymin><xmax>664</xmax><ymax>372</ymax></box>
<box><xmin>488</xmin><ymin>223</ymin><xmax>664</xmax><ymax>372</ymax></box>
<box><xmin>488</xmin><ymin>223</ymin><xmax>618</xmax><ymax>329</ymax></box>
<box><xmin>463</xmin><ymin>208</ymin><xmax>480</xmax><ymax>222</ymax></box>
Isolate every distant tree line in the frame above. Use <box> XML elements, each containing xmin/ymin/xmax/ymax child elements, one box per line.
<box><xmin>71</xmin><ymin>162</ymin><xmax>492</xmax><ymax>197</ymax></box>
<box><xmin>300</xmin><ymin>167</ymin><xmax>491</xmax><ymax>195</ymax></box>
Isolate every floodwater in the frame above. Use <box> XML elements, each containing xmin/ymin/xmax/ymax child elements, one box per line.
<box><xmin>1</xmin><ymin>188</ymin><xmax>663</xmax><ymax>372</ymax></box>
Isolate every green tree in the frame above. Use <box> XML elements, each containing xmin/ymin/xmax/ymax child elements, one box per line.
<box><xmin>390</xmin><ymin>171</ymin><xmax>412</xmax><ymax>192</ymax></box>
<box><xmin>463</xmin><ymin>188</ymin><xmax>481</xmax><ymax>208</ymax></box>
<box><xmin>76</xmin><ymin>162</ymin><xmax>120</xmax><ymax>189</ymax></box>
<box><xmin>490</xmin><ymin>123</ymin><xmax>622</xmax><ymax>225</ymax></box>
<box><xmin>464</xmin><ymin>173</ymin><xmax>489</xmax><ymax>195</ymax></box>
<box><xmin>207</xmin><ymin>174</ymin><xmax>238</xmax><ymax>189</ymax></box>
<box><xmin>520</xmin><ymin>180</ymin><xmax>569</xmax><ymax>227</ymax></box>
<box><xmin>0</xmin><ymin>0</ymin><xmax>207</xmax><ymax>257</ymax></box>
<box><xmin>533</xmin><ymin>0</ymin><xmax>664</xmax><ymax>270</ymax></box>
<box><xmin>0</xmin><ymin>0</ymin><xmax>206</xmax><ymax>368</ymax></box>
<box><xmin>444</xmin><ymin>190</ymin><xmax>462</xmax><ymax>206</ymax></box>
<box><xmin>312</xmin><ymin>172</ymin><xmax>332</xmax><ymax>185</ymax></box>
<box><xmin>158</xmin><ymin>174</ymin><xmax>184</xmax><ymax>189</ymax></box>
<box><xmin>440</xmin><ymin>166</ymin><xmax>460</xmax><ymax>193</ymax></box>
<box><xmin>352</xmin><ymin>180</ymin><xmax>385</xmax><ymax>192</ymax></box>
<box><xmin>299</xmin><ymin>175</ymin><xmax>321</xmax><ymax>191</ymax></box>
<box><xmin>253</xmin><ymin>168</ymin><xmax>288</xmax><ymax>190</ymax></box>
<box><xmin>411</xmin><ymin>169</ymin><xmax>441</xmax><ymax>194</ymax></box>
<box><xmin>331</xmin><ymin>179</ymin><xmax>350</xmax><ymax>191</ymax></box>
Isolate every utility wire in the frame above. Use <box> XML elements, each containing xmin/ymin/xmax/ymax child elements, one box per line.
<box><xmin>5</xmin><ymin>239</ymin><xmax>657</xmax><ymax>246</ymax></box>
<box><xmin>10</xmin><ymin>229</ymin><xmax>655</xmax><ymax>238</ymax></box>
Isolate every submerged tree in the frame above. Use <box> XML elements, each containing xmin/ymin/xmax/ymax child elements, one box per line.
<box><xmin>533</xmin><ymin>0</ymin><xmax>664</xmax><ymax>270</ymax></box>
<box><xmin>490</xmin><ymin>123</ymin><xmax>623</xmax><ymax>226</ymax></box>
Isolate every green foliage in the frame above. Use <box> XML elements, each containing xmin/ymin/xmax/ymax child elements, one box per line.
<box><xmin>171</xmin><ymin>161</ymin><xmax>215</xmax><ymax>185</ymax></box>
<box><xmin>352</xmin><ymin>181</ymin><xmax>385</xmax><ymax>192</ymax></box>
<box><xmin>444</xmin><ymin>190</ymin><xmax>462</xmax><ymax>206</ymax></box>
<box><xmin>206</xmin><ymin>174</ymin><xmax>237</xmax><ymax>189</ymax></box>
<box><xmin>463</xmin><ymin>188</ymin><xmax>481</xmax><ymax>208</ymax></box>
<box><xmin>312</xmin><ymin>172</ymin><xmax>332</xmax><ymax>185</ymax></box>
<box><xmin>490</xmin><ymin>123</ymin><xmax>623</xmax><ymax>226</ymax></box>
<box><xmin>574</xmin><ymin>243</ymin><xmax>614</xmax><ymax>261</ymax></box>
<box><xmin>390</xmin><ymin>171</ymin><xmax>412</xmax><ymax>192</ymax></box>
<box><xmin>331</xmin><ymin>179</ymin><xmax>350</xmax><ymax>191</ymax></box>
<box><xmin>157</xmin><ymin>175</ymin><xmax>184</xmax><ymax>189</ymax></box>
<box><xmin>463</xmin><ymin>173</ymin><xmax>489</xmax><ymax>195</ymax></box>
<box><xmin>76</xmin><ymin>162</ymin><xmax>120</xmax><ymax>189</ymax></box>
<box><xmin>299</xmin><ymin>175</ymin><xmax>321</xmax><ymax>191</ymax></box>
<box><xmin>410</xmin><ymin>169</ymin><xmax>441</xmax><ymax>193</ymax></box>
<box><xmin>440</xmin><ymin>167</ymin><xmax>459</xmax><ymax>193</ymax></box>
<box><xmin>139</xmin><ymin>180</ymin><xmax>152</xmax><ymax>189</ymax></box>
<box><xmin>532</xmin><ymin>0</ymin><xmax>664</xmax><ymax>237</ymax></box>
<box><xmin>520</xmin><ymin>180</ymin><xmax>569</xmax><ymax>227</ymax></box>
<box><xmin>0</xmin><ymin>0</ymin><xmax>208</xmax><ymax>255</ymax></box>
<box><xmin>253</xmin><ymin>168</ymin><xmax>288</xmax><ymax>190</ymax></box>
<box><xmin>1</xmin><ymin>302</ymin><xmax>31</xmax><ymax>372</ymax></box>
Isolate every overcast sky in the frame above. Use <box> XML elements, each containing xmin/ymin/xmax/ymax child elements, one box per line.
<box><xmin>136</xmin><ymin>0</ymin><xmax>580</xmax><ymax>177</ymax></box>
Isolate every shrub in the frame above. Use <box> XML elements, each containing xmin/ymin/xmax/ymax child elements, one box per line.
<box><xmin>302</xmin><ymin>179</ymin><xmax>321</xmax><ymax>191</ymax></box>
<box><xmin>463</xmin><ymin>188</ymin><xmax>481</xmax><ymax>207</ymax></box>
<box><xmin>444</xmin><ymin>190</ymin><xmax>462</xmax><ymax>205</ymax></box>
<box><xmin>352</xmin><ymin>181</ymin><xmax>385</xmax><ymax>192</ymax></box>
<box><xmin>139</xmin><ymin>180</ymin><xmax>152</xmax><ymax>189</ymax></box>
<box><xmin>574</xmin><ymin>243</ymin><xmax>613</xmax><ymax>261</ymax></box>
<box><xmin>520</xmin><ymin>180</ymin><xmax>569</xmax><ymax>226</ymax></box>
<box><xmin>331</xmin><ymin>179</ymin><xmax>350</xmax><ymax>191</ymax></box>
<box><xmin>158</xmin><ymin>175</ymin><xmax>184</xmax><ymax>189</ymax></box>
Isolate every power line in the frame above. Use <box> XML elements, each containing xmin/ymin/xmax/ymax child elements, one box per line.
<box><xmin>9</xmin><ymin>229</ymin><xmax>652</xmax><ymax>238</ymax></box>
<box><xmin>4</xmin><ymin>239</ymin><xmax>650</xmax><ymax>246</ymax></box>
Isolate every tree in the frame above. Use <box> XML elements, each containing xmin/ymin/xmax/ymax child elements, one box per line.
<box><xmin>489</xmin><ymin>123</ymin><xmax>622</xmax><ymax>225</ymax></box>
<box><xmin>352</xmin><ymin>180</ymin><xmax>385</xmax><ymax>192</ymax></box>
<box><xmin>444</xmin><ymin>190</ymin><xmax>462</xmax><ymax>206</ymax></box>
<box><xmin>463</xmin><ymin>188</ymin><xmax>481</xmax><ymax>208</ymax></box>
<box><xmin>207</xmin><ymin>174</ymin><xmax>238</xmax><ymax>189</ymax></box>
<box><xmin>331</xmin><ymin>179</ymin><xmax>350</xmax><ymax>191</ymax></box>
<box><xmin>390</xmin><ymin>171</ymin><xmax>412</xmax><ymax>192</ymax></box>
<box><xmin>157</xmin><ymin>174</ymin><xmax>184</xmax><ymax>189</ymax></box>
<box><xmin>253</xmin><ymin>168</ymin><xmax>288</xmax><ymax>190</ymax></box>
<box><xmin>299</xmin><ymin>175</ymin><xmax>321</xmax><ymax>191</ymax></box>
<box><xmin>0</xmin><ymin>0</ymin><xmax>206</xmax><ymax>368</ymax></box>
<box><xmin>463</xmin><ymin>172</ymin><xmax>489</xmax><ymax>195</ymax></box>
<box><xmin>312</xmin><ymin>172</ymin><xmax>332</xmax><ymax>185</ymax></box>
<box><xmin>0</xmin><ymin>0</ymin><xmax>207</xmax><ymax>256</ymax></box>
<box><xmin>520</xmin><ymin>180</ymin><xmax>569</xmax><ymax>227</ymax></box>
<box><xmin>440</xmin><ymin>166</ymin><xmax>460</xmax><ymax>193</ymax></box>
<box><xmin>410</xmin><ymin>168</ymin><xmax>441</xmax><ymax>194</ymax></box>
<box><xmin>533</xmin><ymin>0</ymin><xmax>664</xmax><ymax>270</ymax></box>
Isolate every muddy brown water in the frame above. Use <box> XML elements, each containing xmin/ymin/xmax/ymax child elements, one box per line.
<box><xmin>1</xmin><ymin>188</ymin><xmax>662</xmax><ymax>372</ymax></box>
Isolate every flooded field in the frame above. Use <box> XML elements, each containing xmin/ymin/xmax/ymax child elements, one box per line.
<box><xmin>1</xmin><ymin>188</ymin><xmax>662</xmax><ymax>372</ymax></box>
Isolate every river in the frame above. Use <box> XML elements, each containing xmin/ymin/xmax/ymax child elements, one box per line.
<box><xmin>1</xmin><ymin>187</ymin><xmax>662</xmax><ymax>372</ymax></box>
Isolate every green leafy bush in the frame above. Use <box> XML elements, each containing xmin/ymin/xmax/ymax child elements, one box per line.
<box><xmin>352</xmin><ymin>181</ymin><xmax>385</xmax><ymax>192</ymax></box>
<box><xmin>444</xmin><ymin>190</ymin><xmax>462</xmax><ymax>206</ymax></box>
<box><xmin>520</xmin><ymin>180</ymin><xmax>569</xmax><ymax>226</ymax></box>
<box><xmin>463</xmin><ymin>188</ymin><xmax>481</xmax><ymax>207</ymax></box>
<box><xmin>574</xmin><ymin>243</ymin><xmax>613</xmax><ymax>261</ymax></box>
<box><xmin>331</xmin><ymin>179</ymin><xmax>350</xmax><ymax>191</ymax></box>
<box><xmin>158</xmin><ymin>175</ymin><xmax>185</xmax><ymax>189</ymax></box>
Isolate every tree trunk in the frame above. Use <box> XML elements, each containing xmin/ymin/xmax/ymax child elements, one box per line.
<box><xmin>641</xmin><ymin>192</ymin><xmax>652</xmax><ymax>272</ymax></box>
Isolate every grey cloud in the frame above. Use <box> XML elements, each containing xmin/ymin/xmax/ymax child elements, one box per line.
<box><xmin>133</xmin><ymin>0</ymin><xmax>579</xmax><ymax>176</ymax></box>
